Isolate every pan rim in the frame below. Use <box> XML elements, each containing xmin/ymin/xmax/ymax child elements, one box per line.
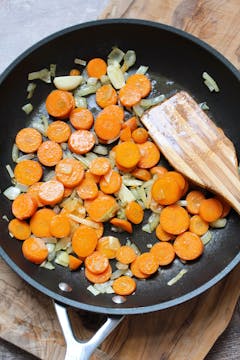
<box><xmin>0</xmin><ymin>18</ymin><xmax>239</xmax><ymax>315</ymax></box>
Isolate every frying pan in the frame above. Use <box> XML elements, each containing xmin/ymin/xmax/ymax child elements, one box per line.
<box><xmin>0</xmin><ymin>19</ymin><xmax>240</xmax><ymax>359</ymax></box>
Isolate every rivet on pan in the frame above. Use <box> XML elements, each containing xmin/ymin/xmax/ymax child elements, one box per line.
<box><xmin>58</xmin><ymin>282</ymin><xmax>72</xmax><ymax>292</ymax></box>
<box><xmin>112</xmin><ymin>295</ymin><xmax>127</xmax><ymax>304</ymax></box>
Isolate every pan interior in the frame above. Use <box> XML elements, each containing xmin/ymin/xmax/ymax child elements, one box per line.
<box><xmin>0</xmin><ymin>20</ymin><xmax>239</xmax><ymax>314</ymax></box>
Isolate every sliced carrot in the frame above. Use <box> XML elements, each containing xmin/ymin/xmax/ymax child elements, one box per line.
<box><xmin>131</xmin><ymin>168</ymin><xmax>151</xmax><ymax>181</ymax></box>
<box><xmin>63</xmin><ymin>187</ymin><xmax>73</xmax><ymax>198</ymax></box>
<box><xmin>76</xmin><ymin>175</ymin><xmax>98</xmax><ymax>200</ymax></box>
<box><xmin>89</xmin><ymin>157</ymin><xmax>111</xmax><ymax>176</ymax></box>
<box><xmin>181</xmin><ymin>179</ymin><xmax>189</xmax><ymax>197</ymax></box>
<box><xmin>55</xmin><ymin>158</ymin><xmax>84</xmax><ymax>188</ymax></box>
<box><xmin>99</xmin><ymin>170</ymin><xmax>122</xmax><ymax>194</ymax></box>
<box><xmin>125</xmin><ymin>201</ymin><xmax>144</xmax><ymax>224</ymax></box>
<box><xmin>130</xmin><ymin>256</ymin><xmax>150</xmax><ymax>279</ymax></box>
<box><xmin>120</xmin><ymin>126</ymin><xmax>132</xmax><ymax>142</ymax></box>
<box><xmin>38</xmin><ymin>180</ymin><xmax>64</xmax><ymax>206</ymax></box>
<box><xmin>186</xmin><ymin>190</ymin><xmax>206</xmax><ymax>215</ymax></box>
<box><xmin>96</xmin><ymin>84</ymin><xmax>117</xmax><ymax>108</ymax></box>
<box><xmin>84</xmin><ymin>191</ymin><xmax>105</xmax><ymax>215</ymax></box>
<box><xmin>12</xmin><ymin>193</ymin><xmax>37</xmax><ymax>220</ymax></box>
<box><xmin>85</xmin><ymin>251</ymin><xmax>109</xmax><ymax>274</ymax></box>
<box><xmin>8</xmin><ymin>218</ymin><xmax>31</xmax><ymax>240</ymax></box>
<box><xmin>79</xmin><ymin>218</ymin><xmax>104</xmax><ymax>239</ymax></box>
<box><xmin>164</xmin><ymin>171</ymin><xmax>186</xmax><ymax>193</ymax></box>
<box><xmin>94</xmin><ymin>112</ymin><xmax>121</xmax><ymax>141</ymax></box>
<box><xmin>46</xmin><ymin>89</ymin><xmax>74</xmax><ymax>119</ymax></box>
<box><xmin>121</xmin><ymin>116</ymin><xmax>138</xmax><ymax>131</ymax></box>
<box><xmin>22</xmin><ymin>237</ymin><xmax>48</xmax><ymax>264</ymax></box>
<box><xmin>37</xmin><ymin>140</ymin><xmax>63</xmax><ymax>167</ymax></box>
<box><xmin>174</xmin><ymin>231</ymin><xmax>204</xmax><ymax>261</ymax></box>
<box><xmin>160</xmin><ymin>204</ymin><xmax>190</xmax><ymax>235</ymax></box>
<box><xmin>216</xmin><ymin>197</ymin><xmax>231</xmax><ymax>218</ymax></box>
<box><xmin>131</xmin><ymin>127</ymin><xmax>148</xmax><ymax>144</ymax></box>
<box><xmin>155</xmin><ymin>223</ymin><xmax>175</xmax><ymax>242</ymax></box>
<box><xmin>116</xmin><ymin>245</ymin><xmax>137</xmax><ymax>264</ymax></box>
<box><xmin>96</xmin><ymin>236</ymin><xmax>121</xmax><ymax>259</ymax></box>
<box><xmin>86</xmin><ymin>58</ymin><xmax>107</xmax><ymax>79</ymax></box>
<box><xmin>150</xmin><ymin>242</ymin><xmax>175</xmax><ymax>266</ymax></box>
<box><xmin>151</xmin><ymin>174</ymin><xmax>182</xmax><ymax>205</ymax></box>
<box><xmin>137</xmin><ymin>141</ymin><xmax>160</xmax><ymax>169</ymax></box>
<box><xmin>138</xmin><ymin>252</ymin><xmax>159</xmax><ymax>275</ymax></box>
<box><xmin>112</xmin><ymin>276</ymin><xmax>136</xmax><ymax>296</ymax></box>
<box><xmin>68</xmin><ymin>255</ymin><xmax>82</xmax><ymax>271</ymax></box>
<box><xmin>101</xmin><ymin>104</ymin><xmax>124</xmax><ymax>122</ymax></box>
<box><xmin>50</xmin><ymin>214</ymin><xmax>71</xmax><ymax>238</ymax></box>
<box><xmin>72</xmin><ymin>225</ymin><xmax>98</xmax><ymax>257</ymax></box>
<box><xmin>150</xmin><ymin>166</ymin><xmax>168</xmax><ymax>177</ymax></box>
<box><xmin>199</xmin><ymin>198</ymin><xmax>223</xmax><ymax>222</ymax></box>
<box><xmin>189</xmin><ymin>215</ymin><xmax>209</xmax><ymax>236</ymax></box>
<box><xmin>85</xmin><ymin>170</ymin><xmax>101</xmax><ymax>184</ymax></box>
<box><xmin>87</xmin><ymin>194</ymin><xmax>118</xmax><ymax>222</ymax></box>
<box><xmin>115</xmin><ymin>141</ymin><xmax>141</xmax><ymax>168</ymax></box>
<box><xmin>30</xmin><ymin>208</ymin><xmax>55</xmax><ymax>237</ymax></box>
<box><xmin>69</xmin><ymin>69</ymin><xmax>81</xmax><ymax>76</ymax></box>
<box><xmin>15</xmin><ymin>127</ymin><xmax>42</xmax><ymax>153</ymax></box>
<box><xmin>14</xmin><ymin>160</ymin><xmax>43</xmax><ymax>186</ymax></box>
<box><xmin>85</xmin><ymin>264</ymin><xmax>112</xmax><ymax>284</ymax></box>
<box><xmin>27</xmin><ymin>182</ymin><xmax>45</xmax><ymax>207</ymax></box>
<box><xmin>110</xmin><ymin>218</ymin><xmax>133</xmax><ymax>233</ymax></box>
<box><xmin>69</xmin><ymin>108</ymin><xmax>94</xmax><ymax>130</ymax></box>
<box><xmin>126</xmin><ymin>73</ymin><xmax>151</xmax><ymax>98</ymax></box>
<box><xmin>119</xmin><ymin>83</ymin><xmax>142</xmax><ymax>107</ymax></box>
<box><xmin>46</xmin><ymin>121</ymin><xmax>71</xmax><ymax>143</ymax></box>
<box><xmin>68</xmin><ymin>130</ymin><xmax>95</xmax><ymax>154</ymax></box>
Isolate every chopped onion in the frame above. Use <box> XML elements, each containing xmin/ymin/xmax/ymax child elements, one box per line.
<box><xmin>12</xmin><ymin>144</ymin><xmax>19</xmax><ymax>163</ymax></box>
<box><xmin>75</xmin><ymin>83</ymin><xmax>101</xmax><ymax>96</ymax></box>
<box><xmin>87</xmin><ymin>77</ymin><xmax>98</xmax><ymax>86</ymax></box>
<box><xmin>68</xmin><ymin>214</ymin><xmax>99</xmax><ymax>229</ymax></box>
<box><xmin>53</xmin><ymin>75</ymin><xmax>83</xmax><ymax>91</ymax></box>
<box><xmin>100</xmin><ymin>75</ymin><xmax>110</xmax><ymax>85</ymax></box>
<box><xmin>111</xmin><ymin>269</ymin><xmax>126</xmax><ymax>280</ymax></box>
<box><xmin>148</xmin><ymin>212</ymin><xmax>160</xmax><ymax>232</ymax></box>
<box><xmin>87</xmin><ymin>285</ymin><xmax>100</xmax><ymax>296</ymax></box>
<box><xmin>140</xmin><ymin>95</ymin><xmax>166</xmax><ymax>109</ymax></box>
<box><xmin>167</xmin><ymin>269</ymin><xmax>188</xmax><ymax>286</ymax></box>
<box><xmin>199</xmin><ymin>101</ymin><xmax>209</xmax><ymax>110</ymax></box>
<box><xmin>74</xmin><ymin>58</ymin><xmax>87</xmax><ymax>66</ymax></box>
<box><xmin>176</xmin><ymin>200</ymin><xmax>188</xmax><ymax>207</ymax></box>
<box><xmin>121</xmin><ymin>50</ymin><xmax>136</xmax><ymax>73</ymax></box>
<box><xmin>93</xmin><ymin>145</ymin><xmax>108</xmax><ymax>155</ymax></box>
<box><xmin>122</xmin><ymin>177</ymin><xmax>143</xmax><ymax>187</ymax></box>
<box><xmin>28</xmin><ymin>68</ymin><xmax>51</xmax><ymax>83</ymax></box>
<box><xmin>136</xmin><ymin>65</ymin><xmax>149</xmax><ymax>75</ymax></box>
<box><xmin>201</xmin><ymin>231</ymin><xmax>212</xmax><ymax>245</ymax></box>
<box><xmin>133</xmin><ymin>103</ymin><xmax>144</xmax><ymax>117</ymax></box>
<box><xmin>50</xmin><ymin>64</ymin><xmax>56</xmax><ymax>77</ymax></box>
<box><xmin>3</xmin><ymin>186</ymin><xmax>21</xmax><ymax>200</ymax></box>
<box><xmin>146</xmin><ymin>243</ymin><xmax>153</xmax><ymax>249</ymax></box>
<box><xmin>53</xmin><ymin>205</ymin><xmax>61</xmax><ymax>214</ymax></box>
<box><xmin>54</xmin><ymin>251</ymin><xmax>69</xmax><ymax>267</ymax></box>
<box><xmin>117</xmin><ymin>184</ymin><xmax>136</xmax><ymax>205</ymax></box>
<box><xmin>2</xmin><ymin>215</ymin><xmax>9</xmax><ymax>222</ymax></box>
<box><xmin>46</xmin><ymin>243</ymin><xmax>55</xmax><ymax>253</ymax></box>
<box><xmin>43</xmin><ymin>170</ymin><xmax>55</xmax><ymax>182</ymax></box>
<box><xmin>74</xmin><ymin>96</ymin><xmax>87</xmax><ymax>108</ymax></box>
<box><xmin>22</xmin><ymin>103</ymin><xmax>33</xmax><ymax>114</ymax></box>
<box><xmin>42</xmin><ymin>237</ymin><xmax>57</xmax><ymax>244</ymax></box>
<box><xmin>6</xmin><ymin>164</ymin><xmax>14</xmax><ymax>178</ymax></box>
<box><xmin>116</xmin><ymin>262</ymin><xmax>128</xmax><ymax>270</ymax></box>
<box><xmin>61</xmin><ymin>143</ymin><xmax>68</xmax><ymax>151</ymax></box>
<box><xmin>55</xmin><ymin>237</ymin><xmax>71</xmax><ymax>252</ymax></box>
<box><xmin>202</xmin><ymin>72</ymin><xmax>220</xmax><ymax>92</ymax></box>
<box><xmin>107</xmin><ymin>63</ymin><xmax>125</xmax><ymax>89</ymax></box>
<box><xmin>16</xmin><ymin>153</ymin><xmax>35</xmax><ymax>163</ymax></box>
<box><xmin>40</xmin><ymin>261</ymin><xmax>55</xmax><ymax>270</ymax></box>
<box><xmin>108</xmin><ymin>47</ymin><xmax>125</xmax><ymax>66</ymax></box>
<box><xmin>27</xmin><ymin>82</ymin><xmax>36</xmax><ymax>99</ymax></box>
<box><xmin>210</xmin><ymin>218</ymin><xmax>227</xmax><ymax>228</ymax></box>
<box><xmin>15</xmin><ymin>182</ymin><xmax>29</xmax><ymax>192</ymax></box>
<box><xmin>31</xmin><ymin>122</ymin><xmax>46</xmax><ymax>135</ymax></box>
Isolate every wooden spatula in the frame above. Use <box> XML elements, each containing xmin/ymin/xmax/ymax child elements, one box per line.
<box><xmin>141</xmin><ymin>91</ymin><xmax>240</xmax><ymax>214</ymax></box>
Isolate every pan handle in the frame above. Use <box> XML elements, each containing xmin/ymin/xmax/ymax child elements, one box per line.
<box><xmin>54</xmin><ymin>301</ymin><xmax>124</xmax><ymax>360</ymax></box>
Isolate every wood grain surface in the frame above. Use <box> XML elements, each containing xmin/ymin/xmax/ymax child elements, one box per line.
<box><xmin>0</xmin><ymin>0</ymin><xmax>240</xmax><ymax>359</ymax></box>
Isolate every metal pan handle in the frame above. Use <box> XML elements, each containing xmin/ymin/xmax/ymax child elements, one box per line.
<box><xmin>54</xmin><ymin>301</ymin><xmax>124</xmax><ymax>360</ymax></box>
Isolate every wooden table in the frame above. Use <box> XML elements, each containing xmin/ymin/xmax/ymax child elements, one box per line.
<box><xmin>0</xmin><ymin>0</ymin><xmax>239</xmax><ymax>359</ymax></box>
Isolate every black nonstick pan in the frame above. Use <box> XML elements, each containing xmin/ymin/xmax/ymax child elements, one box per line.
<box><xmin>0</xmin><ymin>19</ymin><xmax>239</xmax><ymax>359</ymax></box>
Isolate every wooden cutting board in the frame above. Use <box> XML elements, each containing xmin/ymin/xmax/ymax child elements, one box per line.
<box><xmin>0</xmin><ymin>1</ymin><xmax>240</xmax><ymax>359</ymax></box>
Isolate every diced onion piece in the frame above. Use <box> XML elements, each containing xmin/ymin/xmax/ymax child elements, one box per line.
<box><xmin>133</xmin><ymin>103</ymin><xmax>144</xmax><ymax>117</ymax></box>
<box><xmin>31</xmin><ymin>122</ymin><xmax>45</xmax><ymax>135</ymax></box>
<box><xmin>148</xmin><ymin>212</ymin><xmax>160</xmax><ymax>232</ymax></box>
<box><xmin>117</xmin><ymin>184</ymin><xmax>136</xmax><ymax>206</ymax></box>
<box><xmin>87</xmin><ymin>285</ymin><xmax>100</xmax><ymax>296</ymax></box>
<box><xmin>42</xmin><ymin>237</ymin><xmax>57</xmax><ymax>244</ymax></box>
<box><xmin>6</xmin><ymin>164</ymin><xmax>14</xmax><ymax>178</ymax></box>
<box><xmin>121</xmin><ymin>50</ymin><xmax>136</xmax><ymax>73</ymax></box>
<box><xmin>111</xmin><ymin>269</ymin><xmax>127</xmax><ymax>280</ymax></box>
<box><xmin>40</xmin><ymin>261</ymin><xmax>55</xmax><ymax>270</ymax></box>
<box><xmin>54</xmin><ymin>251</ymin><xmax>69</xmax><ymax>267</ymax></box>
<box><xmin>12</xmin><ymin>144</ymin><xmax>19</xmax><ymax>163</ymax></box>
<box><xmin>87</xmin><ymin>77</ymin><xmax>98</xmax><ymax>86</ymax></box>
<box><xmin>100</xmin><ymin>75</ymin><xmax>110</xmax><ymax>85</ymax></box>
<box><xmin>16</xmin><ymin>154</ymin><xmax>35</xmax><ymax>163</ymax></box>
<box><xmin>94</xmin><ymin>280</ymin><xmax>113</xmax><ymax>293</ymax></box>
<box><xmin>75</xmin><ymin>83</ymin><xmax>101</xmax><ymax>96</ymax></box>
<box><xmin>2</xmin><ymin>215</ymin><xmax>9</xmax><ymax>222</ymax></box>
<box><xmin>22</xmin><ymin>103</ymin><xmax>33</xmax><ymax>114</ymax></box>
<box><xmin>108</xmin><ymin>47</ymin><xmax>125</xmax><ymax>66</ymax></box>
<box><xmin>199</xmin><ymin>101</ymin><xmax>209</xmax><ymax>110</ymax></box>
<box><xmin>93</xmin><ymin>145</ymin><xmax>108</xmax><ymax>155</ymax></box>
<box><xmin>61</xmin><ymin>143</ymin><xmax>68</xmax><ymax>151</ymax></box>
<box><xmin>210</xmin><ymin>218</ymin><xmax>227</xmax><ymax>228</ymax></box>
<box><xmin>129</xmin><ymin>242</ymin><xmax>141</xmax><ymax>256</ymax></box>
<box><xmin>74</xmin><ymin>96</ymin><xmax>87</xmax><ymax>108</ymax></box>
<box><xmin>27</xmin><ymin>82</ymin><xmax>37</xmax><ymax>99</ymax></box>
<box><xmin>43</xmin><ymin>170</ymin><xmax>55</xmax><ymax>182</ymax></box>
<box><xmin>202</xmin><ymin>72</ymin><xmax>220</xmax><ymax>92</ymax></box>
<box><xmin>55</xmin><ymin>237</ymin><xmax>71</xmax><ymax>252</ymax></box>
<box><xmin>146</xmin><ymin>243</ymin><xmax>153</xmax><ymax>249</ymax></box>
<box><xmin>136</xmin><ymin>65</ymin><xmax>149</xmax><ymax>74</ymax></box>
<box><xmin>167</xmin><ymin>269</ymin><xmax>188</xmax><ymax>286</ymax></box>
<box><xmin>140</xmin><ymin>95</ymin><xmax>166</xmax><ymax>110</ymax></box>
<box><xmin>176</xmin><ymin>200</ymin><xmax>188</xmax><ymax>207</ymax></box>
<box><xmin>3</xmin><ymin>186</ymin><xmax>21</xmax><ymax>200</ymax></box>
<box><xmin>28</xmin><ymin>68</ymin><xmax>51</xmax><ymax>83</ymax></box>
<box><xmin>201</xmin><ymin>231</ymin><xmax>212</xmax><ymax>245</ymax></box>
<box><xmin>15</xmin><ymin>182</ymin><xmax>29</xmax><ymax>192</ymax></box>
<box><xmin>116</xmin><ymin>262</ymin><xmax>129</xmax><ymax>270</ymax></box>
<box><xmin>107</xmin><ymin>64</ymin><xmax>125</xmax><ymax>89</ymax></box>
<box><xmin>74</xmin><ymin>58</ymin><xmax>87</xmax><ymax>66</ymax></box>
<box><xmin>53</xmin><ymin>76</ymin><xmax>83</xmax><ymax>91</ymax></box>
<box><xmin>122</xmin><ymin>178</ymin><xmax>143</xmax><ymax>187</ymax></box>
<box><xmin>50</xmin><ymin>64</ymin><xmax>56</xmax><ymax>77</ymax></box>
<box><xmin>46</xmin><ymin>243</ymin><xmax>55</xmax><ymax>253</ymax></box>
<box><xmin>68</xmin><ymin>214</ymin><xmax>99</xmax><ymax>229</ymax></box>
